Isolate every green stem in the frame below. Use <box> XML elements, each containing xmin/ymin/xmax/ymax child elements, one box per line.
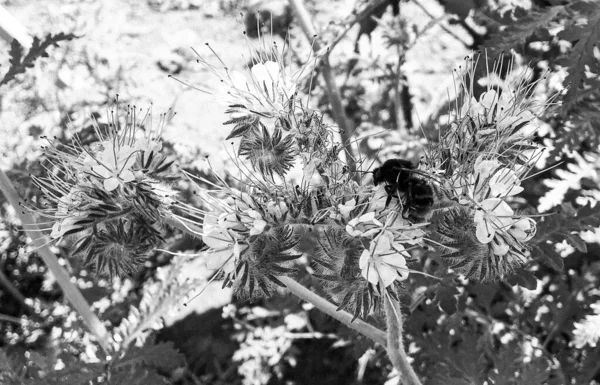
<box><xmin>384</xmin><ymin>296</ymin><xmax>422</xmax><ymax>385</ymax></box>
<box><xmin>0</xmin><ymin>169</ymin><xmax>111</xmax><ymax>353</ymax></box>
<box><xmin>279</xmin><ymin>276</ymin><xmax>386</xmax><ymax>346</ymax></box>
<box><xmin>166</xmin><ymin>215</ymin><xmax>387</xmax><ymax>346</ymax></box>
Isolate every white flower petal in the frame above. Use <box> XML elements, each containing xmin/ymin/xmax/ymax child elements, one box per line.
<box><xmin>203</xmin><ymin>228</ymin><xmax>232</xmax><ymax>249</ymax></box>
<box><xmin>511</xmin><ymin>217</ymin><xmax>537</xmax><ymax>242</ymax></box>
<box><xmin>479</xmin><ymin>89</ymin><xmax>499</xmax><ymax>110</ymax></box>
<box><xmin>120</xmin><ymin>169</ymin><xmax>136</xmax><ymax>183</ymax></box>
<box><xmin>380</xmin><ymin>252</ymin><xmax>408</xmax><ymax>269</ymax></box>
<box><xmin>377</xmin><ymin>264</ymin><xmax>400</xmax><ymax>287</ymax></box>
<box><xmin>474</xmin><ymin>208</ymin><xmax>495</xmax><ymax>244</ymax></box>
<box><xmin>490</xmin><ymin>236</ymin><xmax>510</xmax><ymax>256</ymax></box>
<box><xmin>103</xmin><ymin>177</ymin><xmax>120</xmax><ymax>192</ymax></box>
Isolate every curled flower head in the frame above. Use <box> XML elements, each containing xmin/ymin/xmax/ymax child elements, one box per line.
<box><xmin>28</xmin><ymin>105</ymin><xmax>175</xmax><ymax>278</ymax></box>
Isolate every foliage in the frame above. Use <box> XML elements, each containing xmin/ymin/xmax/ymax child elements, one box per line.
<box><xmin>0</xmin><ymin>32</ymin><xmax>76</xmax><ymax>87</ymax></box>
<box><xmin>0</xmin><ymin>340</ymin><xmax>184</xmax><ymax>384</ymax></box>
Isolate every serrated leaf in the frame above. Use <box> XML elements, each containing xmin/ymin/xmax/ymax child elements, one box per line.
<box><xmin>0</xmin><ymin>32</ymin><xmax>77</xmax><ymax>87</ymax></box>
<box><xmin>485</xmin><ymin>5</ymin><xmax>566</xmax><ymax>56</ymax></box>
<box><xmin>559</xmin><ymin>2</ymin><xmax>600</xmax><ymax>110</ymax></box>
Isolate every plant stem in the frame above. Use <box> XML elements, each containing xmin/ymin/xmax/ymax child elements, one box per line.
<box><xmin>279</xmin><ymin>276</ymin><xmax>387</xmax><ymax>346</ymax></box>
<box><xmin>0</xmin><ymin>169</ymin><xmax>111</xmax><ymax>353</ymax></box>
<box><xmin>287</xmin><ymin>0</ymin><xmax>357</xmax><ymax>175</ymax></box>
<box><xmin>0</xmin><ymin>5</ymin><xmax>32</xmax><ymax>48</ymax></box>
<box><xmin>384</xmin><ymin>296</ymin><xmax>422</xmax><ymax>385</ymax></box>
<box><xmin>166</xmin><ymin>215</ymin><xmax>388</xmax><ymax>346</ymax></box>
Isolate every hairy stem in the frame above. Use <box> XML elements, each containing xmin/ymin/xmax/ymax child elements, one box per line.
<box><xmin>384</xmin><ymin>296</ymin><xmax>422</xmax><ymax>385</ymax></box>
<box><xmin>279</xmin><ymin>276</ymin><xmax>387</xmax><ymax>346</ymax></box>
<box><xmin>287</xmin><ymin>0</ymin><xmax>357</xmax><ymax>176</ymax></box>
<box><xmin>0</xmin><ymin>169</ymin><xmax>111</xmax><ymax>353</ymax></box>
<box><xmin>166</xmin><ymin>215</ymin><xmax>387</xmax><ymax>346</ymax></box>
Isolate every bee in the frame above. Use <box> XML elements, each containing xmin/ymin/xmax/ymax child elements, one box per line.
<box><xmin>372</xmin><ymin>158</ymin><xmax>435</xmax><ymax>220</ymax></box>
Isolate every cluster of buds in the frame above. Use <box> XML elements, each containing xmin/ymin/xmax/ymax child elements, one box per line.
<box><xmin>28</xmin><ymin>106</ymin><xmax>177</xmax><ymax>277</ymax></box>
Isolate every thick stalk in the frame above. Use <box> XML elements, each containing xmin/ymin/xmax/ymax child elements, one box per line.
<box><xmin>287</xmin><ymin>0</ymin><xmax>357</xmax><ymax>175</ymax></box>
<box><xmin>0</xmin><ymin>169</ymin><xmax>111</xmax><ymax>353</ymax></box>
<box><xmin>384</xmin><ymin>296</ymin><xmax>422</xmax><ymax>385</ymax></box>
<box><xmin>166</xmin><ymin>216</ymin><xmax>387</xmax><ymax>346</ymax></box>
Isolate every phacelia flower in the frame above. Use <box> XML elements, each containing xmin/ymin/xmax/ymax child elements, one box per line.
<box><xmin>85</xmin><ymin>141</ymin><xmax>138</xmax><ymax>192</ymax></box>
<box><xmin>359</xmin><ymin>232</ymin><xmax>410</xmax><ymax>288</ymax></box>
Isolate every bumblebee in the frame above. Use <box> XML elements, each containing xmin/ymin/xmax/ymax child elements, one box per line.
<box><xmin>372</xmin><ymin>158</ymin><xmax>434</xmax><ymax>220</ymax></box>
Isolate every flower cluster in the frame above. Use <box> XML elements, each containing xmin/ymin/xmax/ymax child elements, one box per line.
<box><xmin>196</xmin><ymin>44</ymin><xmax>302</xmax><ymax>181</ymax></box>
<box><xmin>426</xmin><ymin>61</ymin><xmax>547</xmax><ymax>281</ymax></box>
<box><xmin>175</xmin><ymin>176</ymin><xmax>299</xmax><ymax>299</ymax></box>
<box><xmin>29</xmin><ymin>106</ymin><xmax>176</xmax><ymax>277</ymax></box>
<box><xmin>344</xmin><ymin>191</ymin><xmax>426</xmax><ymax>289</ymax></box>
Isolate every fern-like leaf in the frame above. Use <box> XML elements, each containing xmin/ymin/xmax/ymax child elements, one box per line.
<box><xmin>112</xmin><ymin>256</ymin><xmax>202</xmax><ymax>349</ymax></box>
<box><xmin>0</xmin><ymin>32</ymin><xmax>76</xmax><ymax>87</ymax></box>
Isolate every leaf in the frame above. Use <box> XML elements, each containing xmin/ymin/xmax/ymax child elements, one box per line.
<box><xmin>0</xmin><ymin>350</ymin><xmax>13</xmax><ymax>372</ymax></box>
<box><xmin>0</xmin><ymin>32</ymin><xmax>77</xmax><ymax>87</ymax></box>
<box><xmin>434</xmin><ymin>274</ymin><xmax>460</xmax><ymax>315</ymax></box>
<box><xmin>558</xmin><ymin>1</ymin><xmax>600</xmax><ymax>110</ymax></box>
<box><xmin>515</xmin><ymin>360</ymin><xmax>550</xmax><ymax>385</ymax></box>
<box><xmin>532</xmin><ymin>242</ymin><xmax>564</xmax><ymax>271</ymax></box>
<box><xmin>116</xmin><ymin>341</ymin><xmax>185</xmax><ymax>372</ymax></box>
<box><xmin>507</xmin><ymin>269</ymin><xmax>538</xmax><ymax>290</ymax></box>
<box><xmin>485</xmin><ymin>5</ymin><xmax>567</xmax><ymax>56</ymax></box>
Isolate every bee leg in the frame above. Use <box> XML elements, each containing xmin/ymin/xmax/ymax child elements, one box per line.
<box><xmin>384</xmin><ymin>185</ymin><xmax>395</xmax><ymax>208</ymax></box>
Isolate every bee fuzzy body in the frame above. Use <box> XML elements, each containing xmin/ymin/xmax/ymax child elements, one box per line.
<box><xmin>372</xmin><ymin>158</ymin><xmax>435</xmax><ymax>221</ymax></box>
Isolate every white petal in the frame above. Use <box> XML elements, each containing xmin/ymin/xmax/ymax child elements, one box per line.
<box><xmin>489</xmin><ymin>168</ymin><xmax>523</xmax><ymax>197</ymax></box>
<box><xmin>479</xmin><ymin>89</ymin><xmax>499</xmax><ymax>110</ymax></box>
<box><xmin>511</xmin><ymin>217</ymin><xmax>537</xmax><ymax>242</ymax></box>
<box><xmin>103</xmin><ymin>177</ymin><xmax>120</xmax><ymax>191</ymax></box>
<box><xmin>120</xmin><ymin>169</ymin><xmax>136</xmax><ymax>183</ymax></box>
<box><xmin>203</xmin><ymin>228</ymin><xmax>231</xmax><ymax>249</ymax></box>
<box><xmin>359</xmin><ymin>211</ymin><xmax>376</xmax><ymax>223</ymax></box>
<box><xmin>372</xmin><ymin>235</ymin><xmax>392</xmax><ymax>255</ymax></box>
<box><xmin>91</xmin><ymin>165</ymin><xmax>112</xmax><ymax>179</ymax></box>
<box><xmin>380</xmin><ymin>252</ymin><xmax>408</xmax><ymax>269</ymax></box>
<box><xmin>359</xmin><ymin>249</ymin><xmax>371</xmax><ymax>270</ymax></box>
<box><xmin>490</xmin><ymin>236</ymin><xmax>510</xmax><ymax>256</ymax></box>
<box><xmin>205</xmin><ymin>248</ymin><xmax>234</xmax><ymax>270</ymax></box>
<box><xmin>377</xmin><ymin>263</ymin><xmax>400</xmax><ymax>287</ymax></box>
<box><xmin>476</xmin><ymin>216</ymin><xmax>495</xmax><ymax>244</ymax></box>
